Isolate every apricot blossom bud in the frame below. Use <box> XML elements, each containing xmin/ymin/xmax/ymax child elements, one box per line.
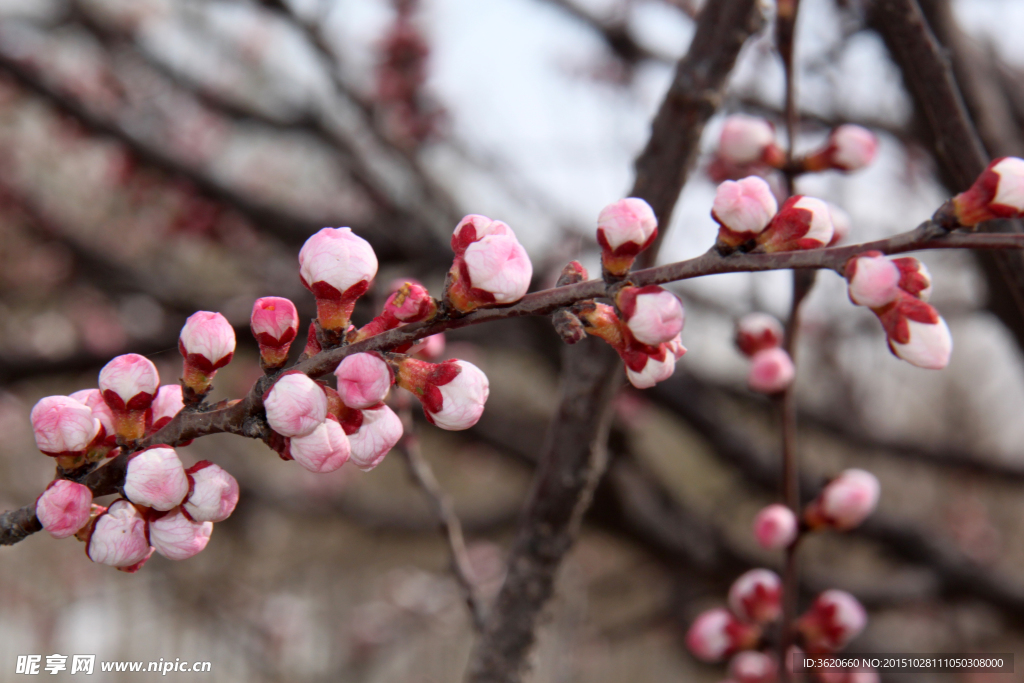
<box><xmin>876</xmin><ymin>294</ymin><xmax>952</xmax><ymax>369</ymax></box>
<box><xmin>718</xmin><ymin>114</ymin><xmax>781</xmax><ymax>166</ymax></box>
<box><xmin>713</xmin><ymin>177</ymin><xmax>779</xmax><ymax>248</ymax></box>
<box><xmin>616</xmin><ymin>286</ymin><xmax>685</xmax><ymax>346</ymax></box>
<box><xmin>735</xmin><ymin>313</ymin><xmax>784</xmax><ymax>357</ymax></box>
<box><xmin>335</xmin><ymin>353</ymin><xmax>393</xmax><ymax>409</ymax></box>
<box><xmin>183</xmin><ymin>461</ymin><xmax>239</xmax><ymax>522</ymax></box>
<box><xmin>757</xmin><ymin>196</ymin><xmax>834</xmax><ymax>252</ymax></box>
<box><xmin>807</xmin><ymin>468</ymin><xmax>880</xmax><ymax>531</ymax></box>
<box><xmin>625</xmin><ymin>348</ymin><xmax>678</xmax><ymax>389</ymax></box>
<box><xmin>729</xmin><ymin>651</ymin><xmax>777</xmax><ymax>683</ymax></box>
<box><xmin>845</xmin><ymin>253</ymin><xmax>900</xmax><ymax>309</ymax></box>
<box><xmin>346</xmin><ymin>404</ymin><xmax>404</xmax><ymax>471</ymax></box>
<box><xmin>31</xmin><ymin>396</ymin><xmax>102</xmax><ymax>457</ymax></box>
<box><xmin>151</xmin><ymin>385</ymin><xmax>184</xmax><ymax>431</ymax></box>
<box><xmin>451</xmin><ymin>214</ymin><xmax>513</xmax><ymax>255</ymax></box>
<box><xmin>99</xmin><ymin>353</ymin><xmax>159</xmax><ymax>441</ymax></box>
<box><xmin>753</xmin><ymin>504</ymin><xmax>798</xmax><ymax>550</ymax></box>
<box><xmin>299</xmin><ymin>227</ymin><xmax>378</xmax><ymax>331</ymax></box>
<box><xmin>952</xmin><ymin>157</ymin><xmax>1024</xmax><ymax>226</ymax></box>
<box><xmin>596</xmin><ymin>198</ymin><xmax>658</xmax><ymax>276</ymax></box>
<box><xmin>36</xmin><ymin>479</ymin><xmax>93</xmax><ymax>539</ymax></box>
<box><xmin>728</xmin><ymin>569</ymin><xmax>783</xmax><ymax>623</ymax></box>
<box><xmin>264</xmin><ymin>372</ymin><xmax>328</xmax><ymax>437</ymax></box>
<box><xmin>397</xmin><ymin>358</ymin><xmax>489</xmax><ymax>430</ymax></box>
<box><xmin>289</xmin><ymin>418</ymin><xmax>351</xmax><ymax>473</ymax></box>
<box><xmin>747</xmin><ymin>348</ymin><xmax>795</xmax><ymax>394</ymax></box>
<box><xmin>124</xmin><ymin>445</ymin><xmax>190</xmax><ymax>511</ymax></box>
<box><xmin>448</xmin><ymin>232</ymin><xmax>533</xmax><ymax>312</ymax></box>
<box><xmin>798</xmin><ymin>590</ymin><xmax>867</xmax><ymax>651</ymax></box>
<box><xmin>891</xmin><ymin>257</ymin><xmax>932</xmax><ymax>301</ymax></box>
<box><xmin>86</xmin><ymin>499</ymin><xmax>152</xmax><ymax>569</ymax></box>
<box><xmin>149</xmin><ymin>507</ymin><xmax>213</xmax><ymax>560</ymax></box>
<box><xmin>686</xmin><ymin>607</ymin><xmax>761</xmax><ymax>662</ymax></box>
<box><xmin>385</xmin><ymin>281</ymin><xmax>437</xmax><ymax>322</ymax></box>
<box><xmin>179</xmin><ymin>311</ymin><xmax>235</xmax><ymax>394</ymax></box>
<box><xmin>813</xmin><ymin>125</ymin><xmax>878</xmax><ymax>171</ymax></box>
<box><xmin>68</xmin><ymin>389</ymin><xmax>115</xmax><ymax>445</ymax></box>
<box><xmin>251</xmin><ymin>296</ymin><xmax>300</xmax><ymax>368</ymax></box>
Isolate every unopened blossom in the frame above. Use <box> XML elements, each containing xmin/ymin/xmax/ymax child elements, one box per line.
<box><xmin>845</xmin><ymin>252</ymin><xmax>901</xmax><ymax>309</ymax></box>
<box><xmin>616</xmin><ymin>286</ymin><xmax>685</xmax><ymax>346</ymax></box>
<box><xmin>753</xmin><ymin>504</ymin><xmax>798</xmax><ymax>550</ymax></box>
<box><xmin>747</xmin><ymin>348</ymin><xmax>795</xmax><ymax>394</ymax></box>
<box><xmin>728</xmin><ymin>569</ymin><xmax>783</xmax><ymax>623</ymax></box>
<box><xmin>397</xmin><ymin>358</ymin><xmax>490</xmax><ymax>430</ymax></box>
<box><xmin>596</xmin><ymin>198</ymin><xmax>658</xmax><ymax>276</ymax></box>
<box><xmin>729</xmin><ymin>651</ymin><xmax>777</xmax><ymax>683</ymax></box>
<box><xmin>891</xmin><ymin>257</ymin><xmax>932</xmax><ymax>301</ymax></box>
<box><xmin>798</xmin><ymin>590</ymin><xmax>867</xmax><ymax>651</ymax></box>
<box><xmin>251</xmin><ymin>296</ymin><xmax>300</xmax><ymax>369</ymax></box>
<box><xmin>183</xmin><ymin>461</ymin><xmax>239</xmax><ymax>523</ymax></box>
<box><xmin>713</xmin><ymin>177</ymin><xmax>779</xmax><ymax>248</ymax></box>
<box><xmin>36</xmin><ymin>480</ymin><xmax>93</xmax><ymax>539</ymax></box>
<box><xmin>30</xmin><ymin>396</ymin><xmax>101</xmax><ymax>457</ymax></box>
<box><xmin>718</xmin><ymin>114</ymin><xmax>782</xmax><ymax>166</ymax></box>
<box><xmin>451</xmin><ymin>214</ymin><xmax>513</xmax><ymax>255</ymax></box>
<box><xmin>151</xmin><ymin>385</ymin><xmax>184</xmax><ymax>431</ymax></box>
<box><xmin>69</xmin><ymin>389</ymin><xmax>115</xmax><ymax>446</ymax></box>
<box><xmin>385</xmin><ymin>281</ymin><xmax>437</xmax><ymax>322</ymax></box>
<box><xmin>335</xmin><ymin>353</ymin><xmax>393</xmax><ymax>409</ymax></box>
<box><xmin>686</xmin><ymin>607</ymin><xmax>760</xmax><ymax>663</ymax></box>
<box><xmin>757</xmin><ymin>196</ymin><xmax>835</xmax><ymax>252</ymax></box>
<box><xmin>149</xmin><ymin>507</ymin><xmax>213</xmax><ymax>560</ymax></box>
<box><xmin>876</xmin><ymin>293</ymin><xmax>952</xmax><ymax>369</ymax></box>
<box><xmin>806</xmin><ymin>468</ymin><xmax>880</xmax><ymax>531</ymax></box>
<box><xmin>952</xmin><ymin>156</ymin><xmax>1024</xmax><ymax>226</ymax></box>
<box><xmin>345</xmin><ymin>404</ymin><xmax>404</xmax><ymax>471</ymax></box>
<box><xmin>98</xmin><ymin>353</ymin><xmax>160</xmax><ymax>441</ymax></box>
<box><xmin>577</xmin><ymin>302</ymin><xmax>685</xmax><ymax>389</ymax></box>
<box><xmin>124</xmin><ymin>445</ymin><xmax>190</xmax><ymax>511</ymax></box>
<box><xmin>808</xmin><ymin>124</ymin><xmax>878</xmax><ymax>172</ymax></box>
<box><xmin>625</xmin><ymin>348</ymin><xmax>679</xmax><ymax>389</ymax></box>
<box><xmin>299</xmin><ymin>227</ymin><xmax>378</xmax><ymax>331</ymax></box>
<box><xmin>289</xmin><ymin>418</ymin><xmax>351</xmax><ymax>473</ymax></box>
<box><xmin>179</xmin><ymin>311</ymin><xmax>235</xmax><ymax>394</ymax></box>
<box><xmin>264</xmin><ymin>372</ymin><xmax>328</xmax><ymax>438</ymax></box>
<box><xmin>827</xmin><ymin>203</ymin><xmax>852</xmax><ymax>246</ymax></box>
<box><xmin>448</xmin><ymin>230</ymin><xmax>533</xmax><ymax>313</ymax></box>
<box><xmin>86</xmin><ymin>499</ymin><xmax>152</xmax><ymax>570</ymax></box>
<box><xmin>735</xmin><ymin>313</ymin><xmax>784</xmax><ymax>357</ymax></box>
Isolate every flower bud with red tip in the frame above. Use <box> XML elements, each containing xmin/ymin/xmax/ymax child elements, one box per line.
<box><xmin>183</xmin><ymin>461</ymin><xmax>239</xmax><ymax>523</ymax></box>
<box><xmin>805</xmin><ymin>468</ymin><xmax>880</xmax><ymax>531</ymax></box>
<box><xmin>597</xmin><ymin>198</ymin><xmax>658</xmax><ymax>276</ymax></box>
<box><xmin>718</xmin><ymin>114</ymin><xmax>784</xmax><ymax>167</ymax></box>
<box><xmin>446</xmin><ymin>218</ymin><xmax>533</xmax><ymax>313</ymax></box>
<box><xmin>729</xmin><ymin>651</ymin><xmax>777</xmax><ymax>683</ymax></box>
<box><xmin>757</xmin><ymin>196</ymin><xmax>834</xmax><ymax>252</ymax></box>
<box><xmin>713</xmin><ymin>177</ymin><xmax>779</xmax><ymax>249</ymax></box>
<box><xmin>845</xmin><ymin>252</ymin><xmax>901</xmax><ymax>309</ymax></box>
<box><xmin>386</xmin><ymin>281</ymin><xmax>437</xmax><ymax>322</ymax></box>
<box><xmin>951</xmin><ymin>157</ymin><xmax>1024</xmax><ymax>226</ymax></box>
<box><xmin>396</xmin><ymin>358</ymin><xmax>489</xmax><ymax>430</ymax></box>
<box><xmin>31</xmin><ymin>396</ymin><xmax>102</xmax><ymax>458</ymax></box>
<box><xmin>728</xmin><ymin>568</ymin><xmax>783</xmax><ymax>623</ymax></box>
<box><xmin>149</xmin><ymin>507</ymin><xmax>213</xmax><ymax>560</ymax></box>
<box><xmin>451</xmin><ymin>214</ymin><xmax>513</xmax><ymax>254</ymax></box>
<box><xmin>151</xmin><ymin>385</ymin><xmax>184</xmax><ymax>431</ymax></box>
<box><xmin>806</xmin><ymin>125</ymin><xmax>878</xmax><ymax>172</ymax></box>
<box><xmin>343</xmin><ymin>403</ymin><xmax>404</xmax><ymax>471</ymax></box>
<box><xmin>251</xmin><ymin>296</ymin><xmax>300</xmax><ymax>369</ymax></box>
<box><xmin>875</xmin><ymin>293</ymin><xmax>952</xmax><ymax>369</ymax></box>
<box><xmin>124</xmin><ymin>445</ymin><xmax>190</xmax><ymax>511</ymax></box>
<box><xmin>798</xmin><ymin>590</ymin><xmax>867</xmax><ymax>651</ymax></box>
<box><xmin>736</xmin><ymin>313</ymin><xmax>784</xmax><ymax>357</ymax></box>
<box><xmin>263</xmin><ymin>372</ymin><xmax>328</xmax><ymax>438</ymax></box>
<box><xmin>179</xmin><ymin>311</ymin><xmax>235</xmax><ymax>395</ymax></box>
<box><xmin>289</xmin><ymin>417</ymin><xmax>351</xmax><ymax>473</ymax></box>
<box><xmin>753</xmin><ymin>504</ymin><xmax>798</xmax><ymax>550</ymax></box>
<box><xmin>747</xmin><ymin>348</ymin><xmax>795</xmax><ymax>394</ymax></box>
<box><xmin>36</xmin><ymin>480</ymin><xmax>93</xmax><ymax>539</ymax></box>
<box><xmin>299</xmin><ymin>227</ymin><xmax>378</xmax><ymax>331</ymax></box>
<box><xmin>686</xmin><ymin>607</ymin><xmax>761</xmax><ymax>662</ymax></box>
<box><xmin>625</xmin><ymin>343</ymin><xmax>684</xmax><ymax>389</ymax></box>
<box><xmin>891</xmin><ymin>257</ymin><xmax>932</xmax><ymax>301</ymax></box>
<box><xmin>616</xmin><ymin>286</ymin><xmax>685</xmax><ymax>346</ymax></box>
<box><xmin>86</xmin><ymin>499</ymin><xmax>152</xmax><ymax>569</ymax></box>
<box><xmin>335</xmin><ymin>353</ymin><xmax>393</xmax><ymax>409</ymax></box>
<box><xmin>578</xmin><ymin>303</ymin><xmax>685</xmax><ymax>389</ymax></box>
<box><xmin>98</xmin><ymin>353</ymin><xmax>160</xmax><ymax>441</ymax></box>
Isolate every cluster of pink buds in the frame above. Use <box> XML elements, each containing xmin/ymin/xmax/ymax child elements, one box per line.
<box><xmin>949</xmin><ymin>156</ymin><xmax>1024</xmax><ymax>227</ymax></box>
<box><xmin>714</xmin><ymin>178</ymin><xmax>836</xmax><ymax>253</ymax></box>
<box><xmin>178</xmin><ymin>311</ymin><xmax>235</xmax><ymax>399</ymax></box>
<box><xmin>844</xmin><ymin>252</ymin><xmax>950</xmax><ymax>369</ymax></box>
<box><xmin>735</xmin><ymin>313</ymin><xmax>794</xmax><ymax>395</ymax></box>
<box><xmin>686</xmin><ymin>569</ymin><xmax>780</xmax><ymax>662</ymax></box>
<box><xmin>445</xmin><ymin>214</ymin><xmax>533</xmax><ymax>313</ymax></box>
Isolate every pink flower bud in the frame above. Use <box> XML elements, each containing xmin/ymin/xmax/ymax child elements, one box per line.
<box><xmin>385</xmin><ymin>281</ymin><xmax>437</xmax><ymax>322</ymax></box>
<box><xmin>616</xmin><ymin>286</ymin><xmax>685</xmax><ymax>346</ymax></box>
<box><xmin>728</xmin><ymin>568</ymin><xmax>783</xmax><ymax>623</ymax></box>
<box><xmin>451</xmin><ymin>214</ymin><xmax>513</xmax><ymax>255</ymax></box>
<box><xmin>183</xmin><ymin>461</ymin><xmax>239</xmax><ymax>522</ymax></box>
<box><xmin>827</xmin><ymin>204</ymin><xmax>851</xmax><ymax>246</ymax></box>
<box><xmin>953</xmin><ymin>156</ymin><xmax>1024</xmax><ymax>226</ymax></box>
<box><xmin>31</xmin><ymin>396</ymin><xmax>102</xmax><ymax>457</ymax></box>
<box><xmin>299</xmin><ymin>227</ymin><xmax>378</xmax><ymax>331</ymax></box>
<box><xmin>729</xmin><ymin>651</ymin><xmax>777</xmax><ymax>683</ymax></box>
<box><xmin>808</xmin><ymin>469</ymin><xmax>880</xmax><ymax>531</ymax></box>
<box><xmin>409</xmin><ymin>333</ymin><xmax>446</xmax><ymax>360</ymax></box>
<box><xmin>149</xmin><ymin>507</ymin><xmax>213</xmax><ymax>560</ymax></box>
<box><xmin>712</xmin><ymin>177</ymin><xmax>779</xmax><ymax>248</ymax></box>
<box><xmin>758</xmin><ymin>196</ymin><xmax>834</xmax><ymax>252</ymax></box>
<box><xmin>36</xmin><ymin>479</ymin><xmax>93</xmax><ymax>539</ymax></box>
<box><xmin>876</xmin><ymin>293</ymin><xmax>952</xmax><ymax>369</ymax></box>
<box><xmin>251</xmin><ymin>296</ymin><xmax>300</xmax><ymax>368</ymax></box>
<box><xmin>798</xmin><ymin>590</ymin><xmax>867</xmax><ymax>651</ymax></box>
<box><xmin>346</xmin><ymin>404</ymin><xmax>404</xmax><ymax>471</ymax></box>
<box><xmin>735</xmin><ymin>313</ymin><xmax>784</xmax><ymax>357</ymax></box>
<box><xmin>686</xmin><ymin>607</ymin><xmax>761</xmax><ymax>662</ymax></box>
<box><xmin>263</xmin><ymin>372</ymin><xmax>328</xmax><ymax>437</ymax></box>
<box><xmin>398</xmin><ymin>358</ymin><xmax>489</xmax><ymax>430</ymax></box>
<box><xmin>891</xmin><ymin>257</ymin><xmax>932</xmax><ymax>301</ymax></box>
<box><xmin>124</xmin><ymin>445</ymin><xmax>190</xmax><ymax>511</ymax></box>
<box><xmin>178</xmin><ymin>312</ymin><xmax>235</xmax><ymax>395</ymax></box>
<box><xmin>448</xmin><ymin>233</ymin><xmax>533</xmax><ymax>313</ymax></box>
<box><xmin>625</xmin><ymin>348</ymin><xmax>677</xmax><ymax>389</ymax></box>
<box><xmin>99</xmin><ymin>353</ymin><xmax>159</xmax><ymax>440</ymax></box>
<box><xmin>718</xmin><ymin>114</ymin><xmax>779</xmax><ymax>166</ymax></box>
<box><xmin>747</xmin><ymin>348</ymin><xmax>795</xmax><ymax>394</ymax></box>
<box><xmin>335</xmin><ymin>353</ymin><xmax>394</xmax><ymax>409</ymax></box>
<box><xmin>289</xmin><ymin>417</ymin><xmax>351</xmax><ymax>473</ymax></box>
<box><xmin>845</xmin><ymin>252</ymin><xmax>901</xmax><ymax>308</ymax></box>
<box><xmin>86</xmin><ymin>499</ymin><xmax>152</xmax><ymax>569</ymax></box>
<box><xmin>151</xmin><ymin>385</ymin><xmax>184</xmax><ymax>431</ymax></box>
<box><xmin>69</xmin><ymin>389</ymin><xmax>115</xmax><ymax>445</ymax></box>
<box><xmin>753</xmin><ymin>504</ymin><xmax>798</xmax><ymax>550</ymax></box>
<box><xmin>596</xmin><ymin>197</ymin><xmax>658</xmax><ymax>276</ymax></box>
<box><xmin>822</xmin><ymin>125</ymin><xmax>878</xmax><ymax>171</ymax></box>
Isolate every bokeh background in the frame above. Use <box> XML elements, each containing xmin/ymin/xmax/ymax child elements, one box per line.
<box><xmin>1</xmin><ymin>0</ymin><xmax>1024</xmax><ymax>680</ymax></box>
